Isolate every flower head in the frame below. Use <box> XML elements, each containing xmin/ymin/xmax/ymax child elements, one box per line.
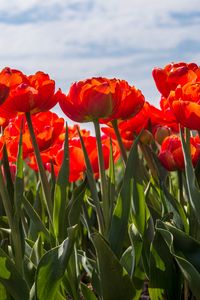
<box><xmin>168</xmin><ymin>82</ymin><xmax>200</xmax><ymax>130</ymax></box>
<box><xmin>152</xmin><ymin>62</ymin><xmax>200</xmax><ymax>98</ymax></box>
<box><xmin>0</xmin><ymin>68</ymin><xmax>59</xmax><ymax>114</ymax></box>
<box><xmin>158</xmin><ymin>135</ymin><xmax>200</xmax><ymax>171</ymax></box>
<box><xmin>59</xmin><ymin>77</ymin><xmax>145</xmax><ymax>123</ymax></box>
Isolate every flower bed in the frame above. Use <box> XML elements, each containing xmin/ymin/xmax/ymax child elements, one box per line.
<box><xmin>0</xmin><ymin>62</ymin><xmax>200</xmax><ymax>299</ymax></box>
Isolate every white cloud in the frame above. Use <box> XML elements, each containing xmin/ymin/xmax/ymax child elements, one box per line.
<box><xmin>0</xmin><ymin>0</ymin><xmax>199</xmax><ymax>115</ymax></box>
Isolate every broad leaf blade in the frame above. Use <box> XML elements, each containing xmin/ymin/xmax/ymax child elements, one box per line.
<box><xmin>109</xmin><ymin>134</ymin><xmax>142</xmax><ymax>257</ymax></box>
<box><xmin>53</xmin><ymin>125</ymin><xmax>69</xmax><ymax>241</ymax></box>
<box><xmin>0</xmin><ymin>248</ymin><xmax>29</xmax><ymax>300</ymax></box>
<box><xmin>157</xmin><ymin>221</ymin><xmax>200</xmax><ymax>299</ymax></box>
<box><xmin>22</xmin><ymin>196</ymin><xmax>50</xmax><ymax>241</ymax></box>
<box><xmin>35</xmin><ymin>225</ymin><xmax>78</xmax><ymax>300</ymax></box>
<box><xmin>149</xmin><ymin>230</ymin><xmax>181</xmax><ymax>300</ymax></box>
<box><xmin>92</xmin><ymin>232</ymin><xmax>137</xmax><ymax>300</ymax></box>
<box><xmin>180</xmin><ymin>129</ymin><xmax>200</xmax><ymax>223</ymax></box>
<box><xmin>68</xmin><ymin>180</ymin><xmax>86</xmax><ymax>226</ymax></box>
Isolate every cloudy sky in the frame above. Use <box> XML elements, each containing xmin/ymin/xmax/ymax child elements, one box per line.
<box><xmin>0</xmin><ymin>0</ymin><xmax>199</xmax><ymax>124</ymax></box>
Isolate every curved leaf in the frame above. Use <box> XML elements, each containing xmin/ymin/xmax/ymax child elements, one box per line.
<box><xmin>92</xmin><ymin>232</ymin><xmax>137</xmax><ymax>300</ymax></box>
<box><xmin>157</xmin><ymin>221</ymin><xmax>200</xmax><ymax>299</ymax></box>
<box><xmin>35</xmin><ymin>225</ymin><xmax>78</xmax><ymax>300</ymax></box>
<box><xmin>109</xmin><ymin>134</ymin><xmax>141</xmax><ymax>257</ymax></box>
<box><xmin>0</xmin><ymin>248</ymin><xmax>29</xmax><ymax>300</ymax></box>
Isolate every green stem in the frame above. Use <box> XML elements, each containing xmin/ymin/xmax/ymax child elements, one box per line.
<box><xmin>25</xmin><ymin>112</ymin><xmax>53</xmax><ymax>225</ymax></box>
<box><xmin>177</xmin><ymin>170</ymin><xmax>185</xmax><ymax>206</ymax></box>
<box><xmin>111</xmin><ymin>119</ymin><xmax>127</xmax><ymax>165</ymax></box>
<box><xmin>0</xmin><ymin>164</ymin><xmax>13</xmax><ymax>229</ymax></box>
<box><xmin>185</xmin><ymin>127</ymin><xmax>191</xmax><ymax>156</ymax></box>
<box><xmin>77</xmin><ymin>126</ymin><xmax>105</xmax><ymax>234</ymax></box>
<box><xmin>184</xmin><ymin>279</ymin><xmax>189</xmax><ymax>300</ymax></box>
<box><xmin>93</xmin><ymin>120</ymin><xmax>109</xmax><ymax>232</ymax></box>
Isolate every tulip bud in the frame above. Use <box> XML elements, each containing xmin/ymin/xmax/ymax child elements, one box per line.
<box><xmin>140</xmin><ymin>129</ymin><xmax>153</xmax><ymax>145</ymax></box>
<box><xmin>154</xmin><ymin>126</ymin><xmax>171</xmax><ymax>145</ymax></box>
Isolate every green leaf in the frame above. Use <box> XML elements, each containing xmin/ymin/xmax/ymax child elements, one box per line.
<box><xmin>81</xmin><ymin>282</ymin><xmax>97</xmax><ymax>300</ymax></box>
<box><xmin>30</xmin><ymin>235</ymin><xmax>44</xmax><ymax>267</ymax></box>
<box><xmin>129</xmin><ymin>223</ymin><xmax>146</xmax><ymax>293</ymax></box>
<box><xmin>157</xmin><ymin>220</ymin><xmax>200</xmax><ymax>299</ymax></box>
<box><xmin>161</xmin><ymin>184</ymin><xmax>188</xmax><ymax>233</ymax></box>
<box><xmin>68</xmin><ymin>180</ymin><xmax>87</xmax><ymax>226</ymax></box>
<box><xmin>120</xmin><ymin>246</ymin><xmax>135</xmax><ymax>278</ymax></box>
<box><xmin>26</xmin><ymin>112</ymin><xmax>53</xmax><ymax>223</ymax></box>
<box><xmin>92</xmin><ymin>232</ymin><xmax>137</xmax><ymax>300</ymax></box>
<box><xmin>0</xmin><ymin>248</ymin><xmax>29</xmax><ymax>300</ymax></box>
<box><xmin>63</xmin><ymin>247</ymin><xmax>80</xmax><ymax>300</ymax></box>
<box><xmin>12</xmin><ymin>121</ymin><xmax>25</xmax><ymax>272</ymax></box>
<box><xmin>35</xmin><ymin>225</ymin><xmax>78</xmax><ymax>300</ymax></box>
<box><xmin>180</xmin><ymin>129</ymin><xmax>200</xmax><ymax>223</ymax></box>
<box><xmin>22</xmin><ymin>196</ymin><xmax>50</xmax><ymax>242</ymax></box>
<box><xmin>0</xmin><ymin>283</ymin><xmax>8</xmax><ymax>300</ymax></box>
<box><xmin>107</xmin><ymin>138</ymin><xmax>116</xmax><ymax>226</ymax></box>
<box><xmin>109</xmin><ymin>134</ymin><xmax>142</xmax><ymax>257</ymax></box>
<box><xmin>150</xmin><ymin>151</ymin><xmax>188</xmax><ymax>232</ymax></box>
<box><xmin>129</xmin><ymin>224</ymin><xmax>143</xmax><ymax>270</ymax></box>
<box><xmin>77</xmin><ymin>126</ymin><xmax>104</xmax><ymax>234</ymax></box>
<box><xmin>132</xmin><ymin>180</ymin><xmax>150</xmax><ymax>236</ymax></box>
<box><xmin>149</xmin><ymin>229</ymin><xmax>181</xmax><ymax>300</ymax></box>
<box><xmin>2</xmin><ymin>144</ymin><xmax>14</xmax><ymax>203</ymax></box>
<box><xmin>53</xmin><ymin>124</ymin><xmax>69</xmax><ymax>241</ymax></box>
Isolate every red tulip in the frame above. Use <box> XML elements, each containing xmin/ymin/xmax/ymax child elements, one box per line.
<box><xmin>152</xmin><ymin>62</ymin><xmax>200</xmax><ymax>98</ymax></box>
<box><xmin>0</xmin><ymin>68</ymin><xmax>59</xmax><ymax>114</ymax></box>
<box><xmin>3</xmin><ymin>111</ymin><xmax>64</xmax><ymax>162</ymax></box>
<box><xmin>59</xmin><ymin>77</ymin><xmax>144</xmax><ymax>123</ymax></box>
<box><xmin>168</xmin><ymin>82</ymin><xmax>200</xmax><ymax>130</ymax></box>
<box><xmin>158</xmin><ymin>135</ymin><xmax>200</xmax><ymax>171</ymax></box>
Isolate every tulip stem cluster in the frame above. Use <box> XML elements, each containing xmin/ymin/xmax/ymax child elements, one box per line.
<box><xmin>93</xmin><ymin>119</ymin><xmax>110</xmax><ymax>234</ymax></box>
<box><xmin>25</xmin><ymin>111</ymin><xmax>53</xmax><ymax>225</ymax></box>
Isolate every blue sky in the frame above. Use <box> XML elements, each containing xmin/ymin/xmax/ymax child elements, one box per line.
<box><xmin>0</xmin><ymin>0</ymin><xmax>199</xmax><ymax>125</ymax></box>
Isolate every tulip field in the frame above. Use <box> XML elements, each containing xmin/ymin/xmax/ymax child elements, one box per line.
<box><xmin>1</xmin><ymin>63</ymin><xmax>200</xmax><ymax>299</ymax></box>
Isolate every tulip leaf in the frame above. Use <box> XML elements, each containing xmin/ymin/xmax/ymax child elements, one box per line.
<box><xmin>120</xmin><ymin>246</ymin><xmax>135</xmax><ymax>278</ymax></box>
<box><xmin>149</xmin><ymin>228</ymin><xmax>181</xmax><ymax>300</ymax></box>
<box><xmin>77</xmin><ymin>126</ymin><xmax>104</xmax><ymax>234</ymax></box>
<box><xmin>68</xmin><ymin>179</ymin><xmax>87</xmax><ymax>226</ymax></box>
<box><xmin>2</xmin><ymin>144</ymin><xmax>14</xmax><ymax>203</ymax></box>
<box><xmin>180</xmin><ymin>129</ymin><xmax>200</xmax><ymax>223</ymax></box>
<box><xmin>35</xmin><ymin>225</ymin><xmax>78</xmax><ymax>300</ymax></box>
<box><xmin>150</xmin><ymin>151</ymin><xmax>188</xmax><ymax>232</ymax></box>
<box><xmin>22</xmin><ymin>195</ymin><xmax>51</xmax><ymax>241</ymax></box>
<box><xmin>129</xmin><ymin>223</ymin><xmax>146</xmax><ymax>293</ymax></box>
<box><xmin>109</xmin><ymin>133</ymin><xmax>142</xmax><ymax>257</ymax></box>
<box><xmin>161</xmin><ymin>184</ymin><xmax>188</xmax><ymax>232</ymax></box>
<box><xmin>129</xmin><ymin>223</ymin><xmax>143</xmax><ymax>270</ymax></box>
<box><xmin>81</xmin><ymin>282</ymin><xmax>98</xmax><ymax>300</ymax></box>
<box><xmin>12</xmin><ymin>121</ymin><xmax>25</xmax><ymax>273</ymax></box>
<box><xmin>0</xmin><ymin>283</ymin><xmax>8</xmax><ymax>300</ymax></box>
<box><xmin>132</xmin><ymin>179</ymin><xmax>150</xmax><ymax>236</ymax></box>
<box><xmin>156</xmin><ymin>220</ymin><xmax>200</xmax><ymax>299</ymax></box>
<box><xmin>92</xmin><ymin>232</ymin><xmax>137</xmax><ymax>300</ymax></box>
<box><xmin>107</xmin><ymin>138</ymin><xmax>116</xmax><ymax>225</ymax></box>
<box><xmin>0</xmin><ymin>248</ymin><xmax>29</xmax><ymax>300</ymax></box>
<box><xmin>53</xmin><ymin>124</ymin><xmax>69</xmax><ymax>241</ymax></box>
